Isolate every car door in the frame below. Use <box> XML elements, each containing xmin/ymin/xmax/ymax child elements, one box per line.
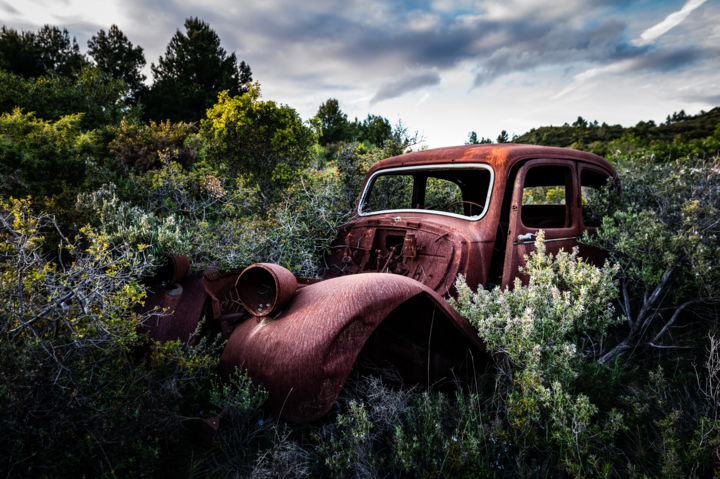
<box><xmin>501</xmin><ymin>159</ymin><xmax>580</xmax><ymax>287</ymax></box>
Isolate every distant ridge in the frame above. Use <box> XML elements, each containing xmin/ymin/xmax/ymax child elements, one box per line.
<box><xmin>514</xmin><ymin>107</ymin><xmax>720</xmax><ymax>148</ymax></box>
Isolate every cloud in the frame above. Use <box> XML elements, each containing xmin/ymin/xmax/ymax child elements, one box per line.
<box><xmin>633</xmin><ymin>0</ymin><xmax>707</xmax><ymax>46</ymax></box>
<box><xmin>553</xmin><ymin>46</ymin><xmax>708</xmax><ymax>99</ymax></box>
<box><xmin>473</xmin><ymin>19</ymin><xmax>642</xmax><ymax>86</ymax></box>
<box><xmin>371</xmin><ymin>70</ymin><xmax>441</xmax><ymax>103</ymax></box>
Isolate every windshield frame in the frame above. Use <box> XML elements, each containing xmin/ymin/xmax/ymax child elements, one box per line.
<box><xmin>357</xmin><ymin>163</ymin><xmax>495</xmax><ymax>221</ymax></box>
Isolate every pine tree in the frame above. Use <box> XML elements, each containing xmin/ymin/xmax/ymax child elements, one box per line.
<box><xmin>145</xmin><ymin>17</ymin><xmax>252</xmax><ymax>122</ymax></box>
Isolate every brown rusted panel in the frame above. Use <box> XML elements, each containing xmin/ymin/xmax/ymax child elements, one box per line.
<box><xmin>236</xmin><ymin>263</ymin><xmax>298</xmax><ymax>316</ymax></box>
<box><xmin>141</xmin><ymin>273</ymin><xmax>208</xmax><ymax>344</ymax></box>
<box><xmin>219</xmin><ymin>273</ymin><xmax>486</xmax><ymax>421</ymax></box>
<box><xmin>324</xmin><ymin>144</ymin><xmax>616</xmax><ymax>294</ymax></box>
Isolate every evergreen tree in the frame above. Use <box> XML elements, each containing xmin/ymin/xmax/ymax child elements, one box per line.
<box><xmin>145</xmin><ymin>17</ymin><xmax>252</xmax><ymax>122</ymax></box>
<box><xmin>0</xmin><ymin>27</ymin><xmax>43</xmax><ymax>77</ymax></box>
<box><xmin>88</xmin><ymin>25</ymin><xmax>146</xmax><ymax>102</ymax></box>
<box><xmin>315</xmin><ymin>98</ymin><xmax>350</xmax><ymax>145</ymax></box>
<box><xmin>360</xmin><ymin>114</ymin><xmax>392</xmax><ymax>147</ymax></box>
<box><xmin>0</xmin><ymin>25</ymin><xmax>86</xmax><ymax>77</ymax></box>
<box><xmin>35</xmin><ymin>25</ymin><xmax>87</xmax><ymax>76</ymax></box>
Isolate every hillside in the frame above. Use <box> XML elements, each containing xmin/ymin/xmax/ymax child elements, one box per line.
<box><xmin>513</xmin><ymin>107</ymin><xmax>720</xmax><ymax>156</ymax></box>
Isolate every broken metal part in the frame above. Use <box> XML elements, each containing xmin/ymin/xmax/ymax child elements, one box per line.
<box><xmin>235</xmin><ymin>263</ymin><xmax>297</xmax><ymax>317</ymax></box>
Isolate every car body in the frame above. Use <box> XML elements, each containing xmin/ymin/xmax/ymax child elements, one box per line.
<box><xmin>143</xmin><ymin>144</ymin><xmax>616</xmax><ymax>422</ymax></box>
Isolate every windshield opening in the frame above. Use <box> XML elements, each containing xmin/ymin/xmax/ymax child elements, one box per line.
<box><xmin>359</xmin><ymin>164</ymin><xmax>493</xmax><ymax>219</ymax></box>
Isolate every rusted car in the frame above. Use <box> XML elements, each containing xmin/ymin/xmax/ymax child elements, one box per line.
<box><xmin>144</xmin><ymin>144</ymin><xmax>616</xmax><ymax>422</ymax></box>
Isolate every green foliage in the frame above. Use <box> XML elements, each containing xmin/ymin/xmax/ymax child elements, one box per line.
<box><xmin>314</xmin><ymin>98</ymin><xmax>394</xmax><ymax>149</ymax></box>
<box><xmin>145</xmin><ymin>17</ymin><xmax>252</xmax><ymax>123</ymax></box>
<box><xmin>0</xmin><ymin>198</ymin><xmax>223</xmax><ymax>477</ymax></box>
<box><xmin>315</xmin><ymin>98</ymin><xmax>350</xmax><ymax>146</ymax></box>
<box><xmin>202</xmin><ymin>86</ymin><xmax>316</xmax><ymax>200</ymax></box>
<box><xmin>0</xmin><ymin>67</ymin><xmax>127</xmax><ymax>129</ymax></box>
<box><xmin>454</xmin><ymin>232</ymin><xmax>623</xmax><ymax>476</ymax></box>
<box><xmin>108</xmin><ymin>117</ymin><xmax>199</xmax><ymax>171</ymax></box>
<box><xmin>318</xmin><ymin>400</ymin><xmax>375</xmax><ymax>476</ymax></box>
<box><xmin>515</xmin><ymin>107</ymin><xmax>720</xmax><ymax>159</ymax></box>
<box><xmin>75</xmin><ymin>183</ymin><xmax>192</xmax><ymax>264</ymax></box>
<box><xmin>455</xmin><ymin>231</ymin><xmax>619</xmax><ymax>378</ymax></box>
<box><xmin>0</xmin><ymin>109</ymin><xmax>101</xmax><ymax>200</ymax></box>
<box><xmin>584</xmin><ymin>156</ymin><xmax>720</xmax><ymax>362</ymax></box>
<box><xmin>466</xmin><ymin>130</ymin><xmax>492</xmax><ymax>144</ymax></box>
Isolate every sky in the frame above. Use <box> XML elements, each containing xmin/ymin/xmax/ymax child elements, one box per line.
<box><xmin>1</xmin><ymin>0</ymin><xmax>718</xmax><ymax>147</ymax></box>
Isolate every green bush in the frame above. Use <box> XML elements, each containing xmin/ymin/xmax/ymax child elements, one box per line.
<box><xmin>0</xmin><ymin>67</ymin><xmax>127</xmax><ymax>130</ymax></box>
<box><xmin>201</xmin><ymin>86</ymin><xmax>316</xmax><ymax>202</ymax></box>
<box><xmin>0</xmin><ymin>109</ymin><xmax>101</xmax><ymax>201</ymax></box>
<box><xmin>454</xmin><ymin>232</ymin><xmax>624</xmax><ymax>476</ymax></box>
<box><xmin>584</xmin><ymin>155</ymin><xmax>720</xmax><ymax>363</ymax></box>
<box><xmin>0</xmin><ymin>198</ymin><xmax>221</xmax><ymax>477</ymax></box>
<box><xmin>108</xmin><ymin>117</ymin><xmax>200</xmax><ymax>172</ymax></box>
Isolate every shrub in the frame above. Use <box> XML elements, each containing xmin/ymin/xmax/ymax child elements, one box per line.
<box><xmin>0</xmin><ymin>198</ymin><xmax>220</xmax><ymax>477</ymax></box>
<box><xmin>108</xmin><ymin>117</ymin><xmax>200</xmax><ymax>172</ymax></box>
<box><xmin>201</xmin><ymin>86</ymin><xmax>316</xmax><ymax>202</ymax></box>
<box><xmin>583</xmin><ymin>155</ymin><xmax>720</xmax><ymax>363</ymax></box>
<box><xmin>0</xmin><ymin>109</ymin><xmax>101</xmax><ymax>200</ymax></box>
<box><xmin>0</xmin><ymin>67</ymin><xmax>127</xmax><ymax>130</ymax></box>
<box><xmin>453</xmin><ymin>232</ymin><xmax>624</xmax><ymax>476</ymax></box>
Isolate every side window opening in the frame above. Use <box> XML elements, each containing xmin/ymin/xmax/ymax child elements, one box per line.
<box><xmin>580</xmin><ymin>168</ymin><xmax>610</xmax><ymax>227</ymax></box>
<box><xmin>521</xmin><ymin>165</ymin><xmax>572</xmax><ymax>228</ymax></box>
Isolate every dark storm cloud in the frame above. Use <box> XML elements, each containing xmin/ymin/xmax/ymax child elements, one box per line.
<box><xmin>371</xmin><ymin>70</ymin><xmax>441</xmax><ymax>103</ymax></box>
<box><xmin>472</xmin><ymin>19</ymin><xmax>644</xmax><ymax>86</ymax></box>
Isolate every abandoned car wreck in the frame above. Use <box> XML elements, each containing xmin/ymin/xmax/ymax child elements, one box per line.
<box><xmin>143</xmin><ymin>144</ymin><xmax>617</xmax><ymax>422</ymax></box>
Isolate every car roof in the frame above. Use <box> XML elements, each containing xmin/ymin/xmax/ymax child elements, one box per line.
<box><xmin>366</xmin><ymin>144</ymin><xmax>615</xmax><ymax>177</ymax></box>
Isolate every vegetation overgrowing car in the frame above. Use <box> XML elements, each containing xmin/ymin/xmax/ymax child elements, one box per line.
<box><xmin>143</xmin><ymin>144</ymin><xmax>616</xmax><ymax>421</ymax></box>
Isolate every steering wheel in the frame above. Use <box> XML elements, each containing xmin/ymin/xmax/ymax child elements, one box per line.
<box><xmin>446</xmin><ymin>200</ymin><xmax>484</xmax><ymax>215</ymax></box>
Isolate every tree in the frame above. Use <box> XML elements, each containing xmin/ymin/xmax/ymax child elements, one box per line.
<box><xmin>466</xmin><ymin>131</ymin><xmax>492</xmax><ymax>144</ymax></box>
<box><xmin>0</xmin><ymin>109</ymin><xmax>101</xmax><ymax>200</ymax></box>
<box><xmin>359</xmin><ymin>114</ymin><xmax>392</xmax><ymax>147</ymax></box>
<box><xmin>497</xmin><ymin>130</ymin><xmax>509</xmax><ymax>143</ymax></box>
<box><xmin>202</xmin><ymin>86</ymin><xmax>315</xmax><ymax>200</ymax></box>
<box><xmin>88</xmin><ymin>25</ymin><xmax>146</xmax><ymax>102</ymax></box>
<box><xmin>0</xmin><ymin>25</ymin><xmax>87</xmax><ymax>78</ymax></box>
<box><xmin>0</xmin><ymin>26</ymin><xmax>43</xmax><ymax>77</ymax></box>
<box><xmin>315</xmin><ymin>98</ymin><xmax>350</xmax><ymax>145</ymax></box>
<box><xmin>35</xmin><ymin>25</ymin><xmax>87</xmax><ymax>77</ymax></box>
<box><xmin>0</xmin><ymin>67</ymin><xmax>126</xmax><ymax>129</ymax></box>
<box><xmin>145</xmin><ymin>17</ymin><xmax>252</xmax><ymax>122</ymax></box>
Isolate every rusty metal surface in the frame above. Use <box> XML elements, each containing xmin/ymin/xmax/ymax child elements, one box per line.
<box><xmin>141</xmin><ymin>273</ymin><xmax>208</xmax><ymax>344</ymax></box>
<box><xmin>220</xmin><ymin>273</ymin><xmax>486</xmax><ymax>421</ymax></box>
<box><xmin>236</xmin><ymin>263</ymin><xmax>298</xmax><ymax>316</ymax></box>
<box><xmin>324</xmin><ymin>144</ymin><xmax>616</xmax><ymax>293</ymax></box>
<box><xmin>364</xmin><ymin>144</ymin><xmax>613</xmax><ymax>179</ymax></box>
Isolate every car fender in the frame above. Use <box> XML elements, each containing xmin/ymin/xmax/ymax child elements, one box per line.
<box><xmin>220</xmin><ymin>272</ymin><xmax>485</xmax><ymax>421</ymax></box>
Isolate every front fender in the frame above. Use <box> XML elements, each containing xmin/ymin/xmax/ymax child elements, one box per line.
<box><xmin>220</xmin><ymin>273</ymin><xmax>485</xmax><ymax>421</ymax></box>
